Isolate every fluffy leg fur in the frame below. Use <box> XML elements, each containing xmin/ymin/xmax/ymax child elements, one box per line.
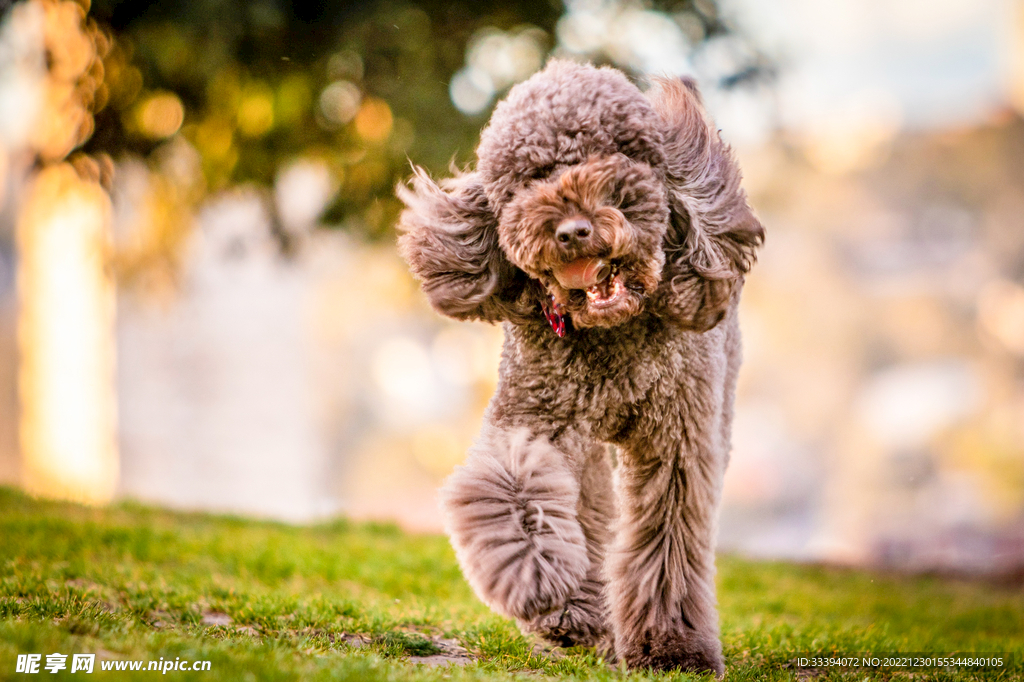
<box><xmin>606</xmin><ymin>323</ymin><xmax>737</xmax><ymax>677</ymax></box>
<box><xmin>440</xmin><ymin>426</ymin><xmax>590</xmax><ymax>622</ymax></box>
<box><xmin>608</xmin><ymin>453</ymin><xmax>724</xmax><ymax>675</ymax></box>
<box><xmin>523</xmin><ymin>441</ymin><xmax>615</xmax><ymax>647</ymax></box>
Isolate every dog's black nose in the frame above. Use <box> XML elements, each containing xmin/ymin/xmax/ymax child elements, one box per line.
<box><xmin>555</xmin><ymin>218</ymin><xmax>592</xmax><ymax>246</ymax></box>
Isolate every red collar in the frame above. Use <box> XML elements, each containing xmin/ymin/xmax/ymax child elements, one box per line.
<box><xmin>541</xmin><ymin>295</ymin><xmax>567</xmax><ymax>337</ymax></box>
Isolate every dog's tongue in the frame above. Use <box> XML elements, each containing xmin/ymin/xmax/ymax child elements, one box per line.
<box><xmin>553</xmin><ymin>258</ymin><xmax>611</xmax><ymax>290</ymax></box>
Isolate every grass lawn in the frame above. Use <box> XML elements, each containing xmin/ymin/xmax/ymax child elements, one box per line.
<box><xmin>1</xmin><ymin>486</ymin><xmax>1022</xmax><ymax>681</ymax></box>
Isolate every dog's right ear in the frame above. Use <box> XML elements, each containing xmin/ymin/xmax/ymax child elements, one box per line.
<box><xmin>397</xmin><ymin>167</ymin><xmax>528</xmax><ymax>323</ymax></box>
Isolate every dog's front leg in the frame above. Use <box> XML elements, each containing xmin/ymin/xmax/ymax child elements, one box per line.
<box><xmin>440</xmin><ymin>423</ymin><xmax>592</xmax><ymax>625</ymax></box>
<box><xmin>608</xmin><ymin>420</ymin><xmax>727</xmax><ymax>676</ymax></box>
<box><xmin>521</xmin><ymin>438</ymin><xmax>614</xmax><ymax>647</ymax></box>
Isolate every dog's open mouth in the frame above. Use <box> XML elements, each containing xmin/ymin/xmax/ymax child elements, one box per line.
<box><xmin>553</xmin><ymin>257</ymin><xmax>626</xmax><ymax>308</ymax></box>
<box><xmin>585</xmin><ymin>273</ymin><xmax>625</xmax><ymax>307</ymax></box>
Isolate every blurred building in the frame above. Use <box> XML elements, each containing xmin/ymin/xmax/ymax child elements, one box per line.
<box><xmin>722</xmin><ymin>118</ymin><xmax>1024</xmax><ymax>573</ymax></box>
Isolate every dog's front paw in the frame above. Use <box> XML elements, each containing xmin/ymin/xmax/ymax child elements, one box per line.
<box><xmin>440</xmin><ymin>428</ymin><xmax>589</xmax><ymax>621</ymax></box>
<box><xmin>617</xmin><ymin>628</ymin><xmax>724</xmax><ymax>677</ymax></box>
<box><xmin>523</xmin><ymin>586</ymin><xmax>608</xmax><ymax>648</ymax></box>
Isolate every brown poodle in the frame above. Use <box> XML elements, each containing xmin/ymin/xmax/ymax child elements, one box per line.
<box><xmin>396</xmin><ymin>59</ymin><xmax>763</xmax><ymax>676</ymax></box>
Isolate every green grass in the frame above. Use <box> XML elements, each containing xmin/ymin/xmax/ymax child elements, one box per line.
<box><xmin>1</xmin><ymin>486</ymin><xmax>1021</xmax><ymax>681</ymax></box>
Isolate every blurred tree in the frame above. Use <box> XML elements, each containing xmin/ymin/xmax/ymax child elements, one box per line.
<box><xmin>77</xmin><ymin>0</ymin><xmax>763</xmax><ymax>241</ymax></box>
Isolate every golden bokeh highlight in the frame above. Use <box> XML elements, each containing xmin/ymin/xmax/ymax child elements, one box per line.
<box><xmin>978</xmin><ymin>279</ymin><xmax>1024</xmax><ymax>355</ymax></box>
<box><xmin>42</xmin><ymin>0</ymin><xmax>94</xmax><ymax>81</ymax></box>
<box><xmin>28</xmin><ymin>0</ymin><xmax>109</xmax><ymax>161</ymax></box>
<box><xmin>194</xmin><ymin>117</ymin><xmax>235</xmax><ymax>159</ymax></box>
<box><xmin>136</xmin><ymin>91</ymin><xmax>185</xmax><ymax>139</ymax></box>
<box><xmin>354</xmin><ymin>97</ymin><xmax>393</xmax><ymax>142</ymax></box>
<box><xmin>11</xmin><ymin>0</ymin><xmax>119</xmax><ymax>505</ymax></box>
<box><xmin>237</xmin><ymin>82</ymin><xmax>275</xmax><ymax>137</ymax></box>
<box><xmin>17</xmin><ymin>164</ymin><xmax>118</xmax><ymax>505</ymax></box>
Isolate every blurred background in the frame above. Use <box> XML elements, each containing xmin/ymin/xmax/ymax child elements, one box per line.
<box><xmin>1</xmin><ymin>0</ymin><xmax>1023</xmax><ymax>577</ymax></box>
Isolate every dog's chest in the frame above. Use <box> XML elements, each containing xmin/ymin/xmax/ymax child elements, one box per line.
<box><xmin>499</xmin><ymin>320</ymin><xmax>681</xmax><ymax>438</ymax></box>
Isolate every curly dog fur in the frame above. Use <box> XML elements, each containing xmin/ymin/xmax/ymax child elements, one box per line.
<box><xmin>396</xmin><ymin>59</ymin><xmax>763</xmax><ymax>676</ymax></box>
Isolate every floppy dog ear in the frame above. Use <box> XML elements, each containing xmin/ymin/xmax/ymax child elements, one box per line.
<box><xmin>647</xmin><ymin>77</ymin><xmax>764</xmax><ymax>331</ymax></box>
<box><xmin>397</xmin><ymin>167</ymin><xmax>530</xmax><ymax>323</ymax></box>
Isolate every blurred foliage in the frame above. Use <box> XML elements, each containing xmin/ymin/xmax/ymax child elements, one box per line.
<box><xmin>73</xmin><ymin>0</ymin><xmax>746</xmax><ymax>240</ymax></box>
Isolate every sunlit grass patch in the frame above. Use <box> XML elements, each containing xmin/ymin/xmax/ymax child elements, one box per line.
<box><xmin>1</xmin><ymin>486</ymin><xmax>1022</xmax><ymax>681</ymax></box>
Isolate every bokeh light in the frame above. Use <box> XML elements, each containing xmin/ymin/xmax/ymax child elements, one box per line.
<box><xmin>354</xmin><ymin>97</ymin><xmax>393</xmax><ymax>143</ymax></box>
<box><xmin>978</xmin><ymin>279</ymin><xmax>1024</xmax><ymax>355</ymax></box>
<box><xmin>236</xmin><ymin>82</ymin><xmax>275</xmax><ymax>137</ymax></box>
<box><xmin>17</xmin><ymin>164</ymin><xmax>117</xmax><ymax>505</ymax></box>
<box><xmin>558</xmin><ymin>2</ymin><xmax>691</xmax><ymax>74</ymax></box>
<box><xmin>449</xmin><ymin>26</ymin><xmax>547</xmax><ymax>115</ymax></box>
<box><xmin>135</xmin><ymin>91</ymin><xmax>184</xmax><ymax>139</ymax></box>
<box><xmin>319</xmin><ymin>80</ymin><xmax>361</xmax><ymax>126</ymax></box>
<box><xmin>274</xmin><ymin>158</ymin><xmax>337</xmax><ymax>234</ymax></box>
<box><xmin>449</xmin><ymin>67</ymin><xmax>495</xmax><ymax>116</ymax></box>
<box><xmin>371</xmin><ymin>336</ymin><xmax>434</xmax><ymax>405</ymax></box>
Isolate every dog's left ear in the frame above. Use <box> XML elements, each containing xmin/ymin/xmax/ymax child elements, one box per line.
<box><xmin>647</xmin><ymin>77</ymin><xmax>765</xmax><ymax>331</ymax></box>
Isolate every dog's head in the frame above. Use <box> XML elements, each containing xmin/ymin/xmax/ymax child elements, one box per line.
<box><xmin>398</xmin><ymin>60</ymin><xmax>763</xmax><ymax>332</ymax></box>
<box><xmin>495</xmin><ymin>153</ymin><xmax>668</xmax><ymax>328</ymax></box>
